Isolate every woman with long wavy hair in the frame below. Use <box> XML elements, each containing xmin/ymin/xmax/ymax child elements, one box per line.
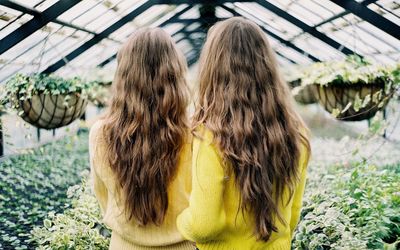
<box><xmin>89</xmin><ymin>28</ymin><xmax>193</xmax><ymax>250</ymax></box>
<box><xmin>177</xmin><ymin>17</ymin><xmax>311</xmax><ymax>249</ymax></box>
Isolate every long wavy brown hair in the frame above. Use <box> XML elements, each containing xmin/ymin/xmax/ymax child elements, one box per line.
<box><xmin>102</xmin><ymin>28</ymin><xmax>188</xmax><ymax>226</ymax></box>
<box><xmin>193</xmin><ymin>17</ymin><xmax>310</xmax><ymax>240</ymax></box>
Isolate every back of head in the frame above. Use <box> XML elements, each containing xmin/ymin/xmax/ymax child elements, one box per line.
<box><xmin>193</xmin><ymin>17</ymin><xmax>310</xmax><ymax>240</ymax></box>
<box><xmin>103</xmin><ymin>27</ymin><xmax>188</xmax><ymax>226</ymax></box>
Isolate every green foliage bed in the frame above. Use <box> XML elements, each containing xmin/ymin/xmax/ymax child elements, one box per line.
<box><xmin>2</xmin><ymin>130</ymin><xmax>399</xmax><ymax>249</ymax></box>
<box><xmin>0</xmin><ymin>132</ymin><xmax>90</xmax><ymax>249</ymax></box>
<box><xmin>293</xmin><ymin>162</ymin><xmax>400</xmax><ymax>249</ymax></box>
<box><xmin>31</xmin><ymin>159</ymin><xmax>400</xmax><ymax>249</ymax></box>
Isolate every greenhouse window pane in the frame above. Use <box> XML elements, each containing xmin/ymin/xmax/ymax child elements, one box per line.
<box><xmin>368</xmin><ymin>2</ymin><xmax>400</xmax><ymax>28</ymax></box>
<box><xmin>0</xmin><ymin>24</ymin><xmax>94</xmax><ymax>83</ymax></box>
<box><xmin>258</xmin><ymin>0</ymin><xmax>344</xmax><ymax>26</ymax></box>
<box><xmin>276</xmin><ymin>45</ymin><xmax>313</xmax><ymax>65</ymax></box>
<box><xmin>32</xmin><ymin>0</ymin><xmax>59</xmax><ymax>11</ymax></box>
<box><xmin>108</xmin><ymin>5</ymin><xmax>173</xmax><ymax>41</ymax></box>
<box><xmin>133</xmin><ymin>5</ymin><xmax>171</xmax><ymax>27</ymax></box>
<box><xmin>180</xmin><ymin>6</ymin><xmax>200</xmax><ymax>19</ymax></box>
<box><xmin>57</xmin><ymin>0</ymin><xmax>104</xmax><ymax>27</ymax></box>
<box><xmin>11</xmin><ymin>0</ymin><xmax>55</xmax><ymax>9</ymax></box>
<box><xmin>92</xmin><ymin>0</ymin><xmax>151</xmax><ymax>33</ymax></box>
<box><xmin>375</xmin><ymin>0</ymin><xmax>400</xmax><ymax>17</ymax></box>
<box><xmin>164</xmin><ymin>23</ymin><xmax>186</xmax><ymax>36</ymax></box>
<box><xmin>0</xmin><ymin>13</ymin><xmax>33</xmax><ymax>39</ymax></box>
<box><xmin>64</xmin><ymin>39</ymin><xmax>120</xmax><ymax>69</ymax></box>
<box><xmin>0</xmin><ymin>5</ymin><xmax>23</xmax><ymax>29</ymax></box>
<box><xmin>292</xmin><ymin>33</ymin><xmax>345</xmax><ymax>61</ymax></box>
<box><xmin>232</xmin><ymin>2</ymin><xmax>302</xmax><ymax>40</ymax></box>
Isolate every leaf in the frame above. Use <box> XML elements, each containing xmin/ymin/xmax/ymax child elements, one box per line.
<box><xmin>331</xmin><ymin>108</ymin><xmax>341</xmax><ymax>118</ymax></box>
<box><xmin>361</xmin><ymin>94</ymin><xmax>371</xmax><ymax>108</ymax></box>
<box><xmin>341</xmin><ymin>102</ymin><xmax>352</xmax><ymax>113</ymax></box>
<box><xmin>353</xmin><ymin>93</ymin><xmax>362</xmax><ymax>112</ymax></box>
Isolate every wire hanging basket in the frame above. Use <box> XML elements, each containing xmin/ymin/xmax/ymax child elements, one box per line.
<box><xmin>312</xmin><ymin>82</ymin><xmax>391</xmax><ymax>121</ymax></box>
<box><xmin>292</xmin><ymin>84</ymin><xmax>318</xmax><ymax>105</ymax></box>
<box><xmin>18</xmin><ymin>93</ymin><xmax>88</xmax><ymax>129</ymax></box>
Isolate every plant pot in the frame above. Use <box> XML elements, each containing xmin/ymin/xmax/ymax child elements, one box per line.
<box><xmin>292</xmin><ymin>85</ymin><xmax>317</xmax><ymax>105</ymax></box>
<box><xmin>312</xmin><ymin>82</ymin><xmax>391</xmax><ymax>121</ymax></box>
<box><xmin>19</xmin><ymin>93</ymin><xmax>88</xmax><ymax>129</ymax></box>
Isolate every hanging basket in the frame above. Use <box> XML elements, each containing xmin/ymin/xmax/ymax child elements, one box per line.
<box><xmin>312</xmin><ymin>82</ymin><xmax>391</xmax><ymax>121</ymax></box>
<box><xmin>292</xmin><ymin>85</ymin><xmax>318</xmax><ymax>105</ymax></box>
<box><xmin>18</xmin><ymin>93</ymin><xmax>88</xmax><ymax>129</ymax></box>
<box><xmin>88</xmin><ymin>82</ymin><xmax>112</xmax><ymax>108</ymax></box>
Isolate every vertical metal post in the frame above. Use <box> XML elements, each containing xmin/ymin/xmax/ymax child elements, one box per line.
<box><xmin>0</xmin><ymin>118</ymin><xmax>3</xmax><ymax>157</ymax></box>
<box><xmin>37</xmin><ymin>128</ymin><xmax>41</xmax><ymax>142</ymax></box>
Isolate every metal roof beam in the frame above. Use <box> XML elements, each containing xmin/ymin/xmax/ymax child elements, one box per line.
<box><xmin>329</xmin><ymin>0</ymin><xmax>400</xmax><ymax>40</ymax></box>
<box><xmin>98</xmin><ymin>5</ymin><xmax>195</xmax><ymax>68</ymax></box>
<box><xmin>0</xmin><ymin>0</ymin><xmax>80</xmax><ymax>55</ymax></box>
<box><xmin>158</xmin><ymin>0</ymin><xmax>254</xmax><ymax>4</ymax></box>
<box><xmin>255</xmin><ymin>0</ymin><xmax>358</xmax><ymax>56</ymax></box>
<box><xmin>0</xmin><ymin>1</ymin><xmax>100</xmax><ymax>36</ymax></box>
<box><xmin>42</xmin><ymin>0</ymin><xmax>155</xmax><ymax>74</ymax></box>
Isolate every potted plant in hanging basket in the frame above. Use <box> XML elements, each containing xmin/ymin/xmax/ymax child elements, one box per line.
<box><xmin>1</xmin><ymin>74</ymin><xmax>91</xmax><ymax>129</ymax></box>
<box><xmin>291</xmin><ymin>84</ymin><xmax>318</xmax><ymax>105</ymax></box>
<box><xmin>87</xmin><ymin>81</ymin><xmax>112</xmax><ymax>108</ymax></box>
<box><xmin>301</xmin><ymin>55</ymin><xmax>396</xmax><ymax>121</ymax></box>
<box><xmin>283</xmin><ymin>66</ymin><xmax>317</xmax><ymax>105</ymax></box>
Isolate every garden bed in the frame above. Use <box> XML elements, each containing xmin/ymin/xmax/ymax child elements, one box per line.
<box><xmin>30</xmin><ymin>134</ymin><xmax>400</xmax><ymax>249</ymax></box>
<box><xmin>0</xmin><ymin>131</ymin><xmax>90</xmax><ymax>249</ymax></box>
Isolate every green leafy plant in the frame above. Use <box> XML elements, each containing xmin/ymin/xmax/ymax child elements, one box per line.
<box><xmin>0</xmin><ymin>133</ymin><xmax>90</xmax><ymax>249</ymax></box>
<box><xmin>31</xmin><ymin>172</ymin><xmax>110</xmax><ymax>250</ymax></box>
<box><xmin>0</xmin><ymin>74</ymin><xmax>93</xmax><ymax>111</ymax></box>
<box><xmin>293</xmin><ymin>162</ymin><xmax>400</xmax><ymax>249</ymax></box>
<box><xmin>87</xmin><ymin>81</ymin><xmax>112</xmax><ymax>108</ymax></box>
<box><xmin>301</xmin><ymin>55</ymin><xmax>395</xmax><ymax>87</ymax></box>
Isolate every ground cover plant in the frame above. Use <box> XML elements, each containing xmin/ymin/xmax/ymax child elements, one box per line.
<box><xmin>30</xmin><ymin>134</ymin><xmax>400</xmax><ymax>249</ymax></box>
<box><xmin>0</xmin><ymin>132</ymin><xmax>89</xmax><ymax>249</ymax></box>
<box><xmin>293</xmin><ymin>161</ymin><xmax>400</xmax><ymax>249</ymax></box>
<box><xmin>31</xmin><ymin>172</ymin><xmax>110</xmax><ymax>250</ymax></box>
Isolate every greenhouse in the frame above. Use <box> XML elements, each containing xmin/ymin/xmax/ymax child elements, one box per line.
<box><xmin>0</xmin><ymin>0</ymin><xmax>399</xmax><ymax>249</ymax></box>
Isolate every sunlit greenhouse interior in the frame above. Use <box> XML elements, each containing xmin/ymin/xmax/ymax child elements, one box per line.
<box><xmin>0</xmin><ymin>0</ymin><xmax>399</xmax><ymax>249</ymax></box>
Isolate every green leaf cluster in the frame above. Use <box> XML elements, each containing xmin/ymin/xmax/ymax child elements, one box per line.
<box><xmin>0</xmin><ymin>74</ymin><xmax>95</xmax><ymax>111</ymax></box>
<box><xmin>293</xmin><ymin>162</ymin><xmax>400</xmax><ymax>249</ymax></box>
<box><xmin>300</xmin><ymin>55</ymin><xmax>397</xmax><ymax>87</ymax></box>
<box><xmin>31</xmin><ymin>173</ymin><xmax>110</xmax><ymax>250</ymax></box>
<box><xmin>0</xmin><ymin>133</ymin><xmax>90</xmax><ymax>249</ymax></box>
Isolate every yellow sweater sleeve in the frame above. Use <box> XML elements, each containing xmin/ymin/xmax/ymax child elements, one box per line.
<box><xmin>289</xmin><ymin>147</ymin><xmax>310</xmax><ymax>235</ymax></box>
<box><xmin>89</xmin><ymin>122</ymin><xmax>108</xmax><ymax>215</ymax></box>
<box><xmin>177</xmin><ymin>132</ymin><xmax>226</xmax><ymax>243</ymax></box>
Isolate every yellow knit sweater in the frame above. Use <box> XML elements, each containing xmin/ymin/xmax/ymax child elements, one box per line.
<box><xmin>89</xmin><ymin>120</ymin><xmax>194</xmax><ymax>250</ymax></box>
<box><xmin>177</xmin><ymin>128</ymin><xmax>309</xmax><ymax>250</ymax></box>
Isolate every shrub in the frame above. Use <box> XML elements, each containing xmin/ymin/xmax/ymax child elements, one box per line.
<box><xmin>31</xmin><ymin>172</ymin><xmax>110</xmax><ymax>250</ymax></box>
<box><xmin>293</xmin><ymin>162</ymin><xmax>400</xmax><ymax>249</ymax></box>
<box><xmin>0</xmin><ymin>133</ymin><xmax>89</xmax><ymax>249</ymax></box>
<box><xmin>0</xmin><ymin>74</ymin><xmax>95</xmax><ymax>111</ymax></box>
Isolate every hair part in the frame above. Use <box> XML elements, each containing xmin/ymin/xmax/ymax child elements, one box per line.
<box><xmin>193</xmin><ymin>17</ymin><xmax>310</xmax><ymax>240</ymax></box>
<box><xmin>103</xmin><ymin>27</ymin><xmax>188</xmax><ymax>226</ymax></box>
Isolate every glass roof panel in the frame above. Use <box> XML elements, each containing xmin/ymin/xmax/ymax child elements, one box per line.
<box><xmin>0</xmin><ymin>21</ymin><xmax>93</xmax><ymax>83</ymax></box>
<box><xmin>368</xmin><ymin>1</ymin><xmax>400</xmax><ymax>24</ymax></box>
<box><xmin>233</xmin><ymin>2</ymin><xmax>302</xmax><ymax>40</ymax></box>
<box><xmin>292</xmin><ymin>33</ymin><xmax>346</xmax><ymax>61</ymax></box>
<box><xmin>260</xmin><ymin>0</ymin><xmax>344</xmax><ymax>25</ymax></box>
<box><xmin>11</xmin><ymin>0</ymin><xmax>56</xmax><ymax>10</ymax></box>
<box><xmin>0</xmin><ymin>0</ymin><xmax>399</xmax><ymax>79</ymax></box>
<box><xmin>0</xmin><ymin>5</ymin><xmax>24</xmax><ymax>29</ymax></box>
<box><xmin>0</xmin><ymin>6</ymin><xmax>33</xmax><ymax>39</ymax></box>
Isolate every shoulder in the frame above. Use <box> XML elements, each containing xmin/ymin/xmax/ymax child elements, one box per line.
<box><xmin>298</xmin><ymin>126</ymin><xmax>311</xmax><ymax>170</ymax></box>
<box><xmin>89</xmin><ymin>119</ymin><xmax>106</xmax><ymax>149</ymax></box>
